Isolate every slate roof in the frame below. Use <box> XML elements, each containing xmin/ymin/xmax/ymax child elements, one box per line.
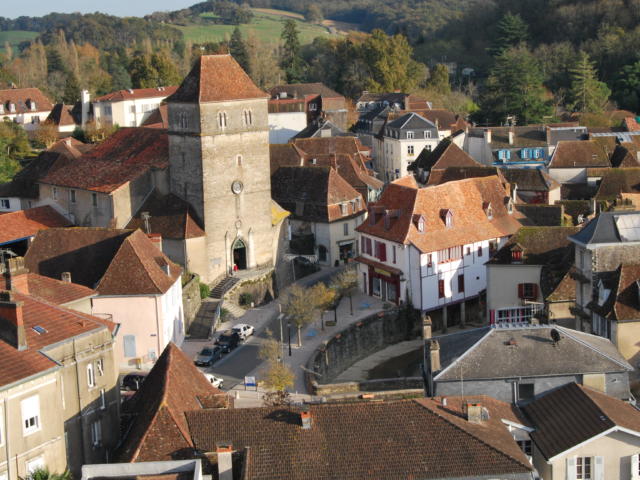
<box><xmin>419</xmin><ymin>109</ymin><xmax>465</xmax><ymax>131</ymax></box>
<box><xmin>592</xmin><ymin>264</ymin><xmax>640</xmax><ymax>322</ymax></box>
<box><xmin>24</xmin><ymin>228</ymin><xmax>180</xmax><ymax>295</ymax></box>
<box><xmin>595</xmin><ymin>168</ymin><xmax>640</xmax><ymax>200</ymax></box>
<box><xmin>1</xmin><ymin>272</ymin><xmax>96</xmax><ymax>306</ymax></box>
<box><xmin>386</xmin><ymin>112</ymin><xmax>436</xmax><ymax>131</ymax></box>
<box><xmin>185</xmin><ymin>397</ymin><xmax>532</xmax><ymax>480</ymax></box>
<box><xmin>271</xmin><ymin>166</ymin><xmax>365</xmax><ymax>223</ymax></box>
<box><xmin>116</xmin><ymin>342</ymin><xmax>228</xmax><ymax>462</ymax></box>
<box><xmin>547</xmin><ymin>126</ymin><xmax>588</xmax><ymax>145</ymax></box>
<box><xmin>357</xmin><ymin>176</ymin><xmax>521</xmax><ymax>253</ymax></box>
<box><xmin>0</xmin><ymin>290</ymin><xmax>116</xmax><ymax>390</ymax></box>
<box><xmin>167</xmin><ymin>55</ymin><xmax>267</xmax><ymax>104</ymax></box>
<box><xmin>434</xmin><ymin>326</ymin><xmax>632</xmax><ymax>382</ymax></box>
<box><xmin>292</xmin><ymin>120</ymin><xmax>350</xmax><ymax>139</ymax></box>
<box><xmin>548</xmin><ymin>140</ymin><xmax>611</xmax><ymax>168</ymax></box>
<box><xmin>500</xmin><ymin>168</ymin><xmax>560</xmax><ymax>192</ymax></box>
<box><xmin>570</xmin><ymin>210</ymin><xmax>640</xmax><ymax>245</ymax></box>
<box><xmin>0</xmin><ymin>87</ymin><xmax>53</xmax><ymax>114</ymax></box>
<box><xmin>0</xmin><ymin>206</ymin><xmax>72</xmax><ymax>244</ymax></box>
<box><xmin>94</xmin><ymin>86</ymin><xmax>177</xmax><ymax>102</ymax></box>
<box><xmin>40</xmin><ymin>128</ymin><xmax>168</xmax><ymax>193</ymax></box>
<box><xmin>523</xmin><ymin>383</ymin><xmax>640</xmax><ymax>460</ymax></box>
<box><xmin>126</xmin><ymin>191</ymin><xmax>205</xmax><ymax>240</ymax></box>
<box><xmin>411</xmin><ymin>139</ymin><xmax>481</xmax><ymax>173</ymax></box>
<box><xmin>269</xmin><ymin>83</ymin><xmax>343</xmax><ymax>100</ymax></box>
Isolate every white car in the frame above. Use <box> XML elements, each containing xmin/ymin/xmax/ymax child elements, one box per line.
<box><xmin>202</xmin><ymin>372</ymin><xmax>224</xmax><ymax>389</ymax></box>
<box><xmin>232</xmin><ymin>323</ymin><xmax>255</xmax><ymax>340</ymax></box>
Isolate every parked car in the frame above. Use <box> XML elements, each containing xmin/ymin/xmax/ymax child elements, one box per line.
<box><xmin>202</xmin><ymin>372</ymin><xmax>224</xmax><ymax>389</ymax></box>
<box><xmin>232</xmin><ymin>323</ymin><xmax>255</xmax><ymax>340</ymax></box>
<box><xmin>122</xmin><ymin>372</ymin><xmax>148</xmax><ymax>391</ymax></box>
<box><xmin>216</xmin><ymin>330</ymin><xmax>241</xmax><ymax>353</ymax></box>
<box><xmin>194</xmin><ymin>346</ymin><xmax>223</xmax><ymax>366</ymax></box>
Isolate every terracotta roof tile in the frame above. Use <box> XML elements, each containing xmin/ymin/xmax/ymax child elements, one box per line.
<box><xmin>126</xmin><ymin>191</ymin><xmax>205</xmax><ymax>240</ymax></box>
<box><xmin>596</xmin><ymin>168</ymin><xmax>640</xmax><ymax>200</ymax></box>
<box><xmin>1</xmin><ymin>272</ymin><xmax>96</xmax><ymax>305</ymax></box>
<box><xmin>610</xmin><ymin>143</ymin><xmax>640</xmax><ymax>168</ymax></box>
<box><xmin>500</xmin><ymin>168</ymin><xmax>560</xmax><ymax>192</ymax></box>
<box><xmin>185</xmin><ymin>398</ymin><xmax>532</xmax><ymax>479</ymax></box>
<box><xmin>46</xmin><ymin>104</ymin><xmax>78</xmax><ymax>126</ymax></box>
<box><xmin>358</xmin><ymin>176</ymin><xmax>521</xmax><ymax>253</ymax></box>
<box><xmin>0</xmin><ymin>206</ymin><xmax>72</xmax><ymax>244</ymax></box>
<box><xmin>610</xmin><ymin>263</ymin><xmax>640</xmax><ymax>321</ymax></box>
<box><xmin>167</xmin><ymin>55</ymin><xmax>267</xmax><ymax>104</ymax></box>
<box><xmin>411</xmin><ymin>139</ymin><xmax>481</xmax><ymax>175</ymax></box>
<box><xmin>0</xmin><ymin>87</ymin><xmax>53</xmax><ymax>114</ymax></box>
<box><xmin>116</xmin><ymin>342</ymin><xmax>228</xmax><ymax>462</ymax></box>
<box><xmin>94</xmin><ymin>86</ymin><xmax>177</xmax><ymax>102</ymax></box>
<box><xmin>425</xmin><ymin>166</ymin><xmax>501</xmax><ymax>186</ymax></box>
<box><xmin>39</xmin><ymin>128</ymin><xmax>168</xmax><ymax>193</ymax></box>
<box><xmin>269</xmin><ymin>83</ymin><xmax>343</xmax><ymax>99</ymax></box>
<box><xmin>524</xmin><ymin>383</ymin><xmax>640</xmax><ymax>460</ymax></box>
<box><xmin>549</xmin><ymin>140</ymin><xmax>611</xmax><ymax>168</ymax></box>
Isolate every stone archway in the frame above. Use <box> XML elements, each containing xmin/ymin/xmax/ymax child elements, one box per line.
<box><xmin>232</xmin><ymin>238</ymin><xmax>247</xmax><ymax>270</ymax></box>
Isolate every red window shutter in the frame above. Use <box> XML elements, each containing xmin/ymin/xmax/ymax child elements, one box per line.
<box><xmin>438</xmin><ymin>279</ymin><xmax>445</xmax><ymax>298</ymax></box>
<box><xmin>478</xmin><ymin>246</ymin><xmax>483</xmax><ymax>257</ymax></box>
<box><xmin>458</xmin><ymin>274</ymin><xmax>465</xmax><ymax>293</ymax></box>
<box><xmin>366</xmin><ymin>238</ymin><xmax>372</xmax><ymax>255</ymax></box>
<box><xmin>517</xmin><ymin>283</ymin><xmax>524</xmax><ymax>299</ymax></box>
<box><xmin>361</xmin><ymin>236</ymin><xmax>365</xmax><ymax>253</ymax></box>
<box><xmin>380</xmin><ymin>243</ymin><xmax>387</xmax><ymax>261</ymax></box>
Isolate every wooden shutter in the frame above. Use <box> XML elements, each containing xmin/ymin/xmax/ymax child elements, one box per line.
<box><xmin>517</xmin><ymin>283</ymin><xmax>524</xmax><ymax>299</ymax></box>
<box><xmin>566</xmin><ymin>457</ymin><xmax>577</xmax><ymax>480</ymax></box>
<box><xmin>631</xmin><ymin>454</ymin><xmax>640</xmax><ymax>480</ymax></box>
<box><xmin>438</xmin><ymin>279</ymin><xmax>445</xmax><ymax>298</ymax></box>
<box><xmin>380</xmin><ymin>243</ymin><xmax>387</xmax><ymax>261</ymax></box>
<box><xmin>361</xmin><ymin>236</ymin><xmax>366</xmax><ymax>254</ymax></box>
<box><xmin>593</xmin><ymin>456</ymin><xmax>604</xmax><ymax>480</ymax></box>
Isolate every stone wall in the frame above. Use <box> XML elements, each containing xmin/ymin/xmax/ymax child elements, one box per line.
<box><xmin>305</xmin><ymin>307</ymin><xmax>418</xmax><ymax>393</ymax></box>
<box><xmin>313</xmin><ymin>378</ymin><xmax>424</xmax><ymax>396</ymax></box>
<box><xmin>182</xmin><ymin>273</ymin><xmax>202</xmax><ymax>332</ymax></box>
<box><xmin>226</xmin><ymin>270</ymin><xmax>275</xmax><ymax>307</ymax></box>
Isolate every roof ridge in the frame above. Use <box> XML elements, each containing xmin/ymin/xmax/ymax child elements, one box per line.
<box><xmin>434</xmin><ymin>328</ymin><xmax>494</xmax><ymax>380</ymax></box>
<box><xmin>127</xmin><ymin>231</ymin><xmax>172</xmax><ymax>292</ymax></box>
<box><xmin>413</xmin><ymin>399</ymin><xmax>533</xmax><ymax>471</ymax></box>
<box><xmin>556</xmin><ymin>326</ymin><xmax>632</xmax><ymax>370</ymax></box>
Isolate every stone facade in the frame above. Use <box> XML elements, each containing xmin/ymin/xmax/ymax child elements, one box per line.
<box><xmin>168</xmin><ymin>96</ymin><xmax>274</xmax><ymax>284</ymax></box>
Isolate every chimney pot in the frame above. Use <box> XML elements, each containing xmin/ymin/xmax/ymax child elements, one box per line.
<box><xmin>300</xmin><ymin>409</ymin><xmax>312</xmax><ymax>429</ymax></box>
<box><xmin>422</xmin><ymin>315</ymin><xmax>432</xmax><ymax>339</ymax></box>
<box><xmin>4</xmin><ymin>257</ymin><xmax>29</xmax><ymax>294</ymax></box>
<box><xmin>442</xmin><ymin>397</ymin><xmax>447</xmax><ymax>407</ymax></box>
<box><xmin>508</xmin><ymin>129</ymin><xmax>514</xmax><ymax>145</ymax></box>
<box><xmin>61</xmin><ymin>272</ymin><xmax>72</xmax><ymax>283</ymax></box>
<box><xmin>0</xmin><ymin>292</ymin><xmax>27</xmax><ymax>350</ymax></box>
<box><xmin>484</xmin><ymin>128</ymin><xmax>492</xmax><ymax>144</ymax></box>
<box><xmin>216</xmin><ymin>442</ymin><xmax>233</xmax><ymax>480</ymax></box>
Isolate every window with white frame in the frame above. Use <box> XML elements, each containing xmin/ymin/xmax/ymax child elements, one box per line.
<box><xmin>406</xmin><ymin>131</ymin><xmax>414</xmax><ymax>139</ymax></box>
<box><xmin>576</xmin><ymin>456</ymin><xmax>592</xmax><ymax>479</ymax></box>
<box><xmin>90</xmin><ymin>420</ymin><xmax>102</xmax><ymax>446</ymax></box>
<box><xmin>340</xmin><ymin>203</ymin><xmax>348</xmax><ymax>216</ymax></box>
<box><xmin>87</xmin><ymin>363</ymin><xmax>96</xmax><ymax>388</ymax></box>
<box><xmin>343</xmin><ymin>223</ymin><xmax>349</xmax><ymax>236</ymax></box>
<box><xmin>407</xmin><ymin>145</ymin><xmax>414</xmax><ymax>155</ymax></box>
<box><xmin>21</xmin><ymin>395</ymin><xmax>40</xmax><ymax>435</ymax></box>
<box><xmin>69</xmin><ymin>189</ymin><xmax>76</xmax><ymax>204</ymax></box>
<box><xmin>0</xmin><ymin>199</ymin><xmax>9</xmax><ymax>209</ymax></box>
<box><xmin>425</xmin><ymin>130</ymin><xmax>432</xmax><ymax>138</ymax></box>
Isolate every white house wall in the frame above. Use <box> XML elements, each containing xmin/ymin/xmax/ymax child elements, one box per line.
<box><xmin>268</xmin><ymin>112</ymin><xmax>306</xmax><ymax>144</ymax></box>
<box><xmin>548</xmin><ymin>167</ymin><xmax>587</xmax><ymax>184</ymax></box>
<box><xmin>486</xmin><ymin>264</ymin><xmax>542</xmax><ymax>314</ymax></box>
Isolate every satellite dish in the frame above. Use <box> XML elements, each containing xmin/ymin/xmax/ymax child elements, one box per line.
<box><xmin>550</xmin><ymin>329</ymin><xmax>561</xmax><ymax>345</ymax></box>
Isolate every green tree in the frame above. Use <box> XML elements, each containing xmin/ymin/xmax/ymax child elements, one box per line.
<box><xmin>26</xmin><ymin>467</ymin><xmax>72</xmax><ymax>480</ymax></box>
<box><xmin>615</xmin><ymin>60</ymin><xmax>640</xmax><ymax>112</ymax></box>
<box><xmin>361</xmin><ymin>30</ymin><xmax>425</xmax><ymax>93</ymax></box>
<box><xmin>281</xmin><ymin>284</ymin><xmax>316</xmax><ymax>346</ymax></box>
<box><xmin>489</xmin><ymin>12</ymin><xmax>530</xmax><ymax>57</ymax></box>
<box><xmin>330</xmin><ymin>267</ymin><xmax>358</xmax><ymax>318</ymax></box>
<box><xmin>129</xmin><ymin>53</ymin><xmax>158</xmax><ymax>88</ymax></box>
<box><xmin>150</xmin><ymin>52</ymin><xmax>182</xmax><ymax>86</ymax></box>
<box><xmin>568</xmin><ymin>51</ymin><xmax>611</xmax><ymax>113</ymax></box>
<box><xmin>259</xmin><ymin>330</ymin><xmax>294</xmax><ymax>406</ymax></box>
<box><xmin>62</xmin><ymin>72</ymin><xmax>80</xmax><ymax>104</ymax></box>
<box><xmin>229</xmin><ymin>27</ymin><xmax>250</xmax><ymax>74</ymax></box>
<box><xmin>427</xmin><ymin>63</ymin><xmax>451</xmax><ymax>94</ymax></box>
<box><xmin>280</xmin><ymin>19</ymin><xmax>306</xmax><ymax>83</ymax></box>
<box><xmin>477</xmin><ymin>45</ymin><xmax>552</xmax><ymax>125</ymax></box>
<box><xmin>305</xmin><ymin>5</ymin><xmax>323</xmax><ymax>24</ymax></box>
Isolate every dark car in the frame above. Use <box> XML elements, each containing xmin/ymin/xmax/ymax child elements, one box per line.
<box><xmin>121</xmin><ymin>372</ymin><xmax>147</xmax><ymax>391</ymax></box>
<box><xmin>216</xmin><ymin>330</ymin><xmax>241</xmax><ymax>353</ymax></box>
<box><xmin>195</xmin><ymin>346</ymin><xmax>223</xmax><ymax>366</ymax></box>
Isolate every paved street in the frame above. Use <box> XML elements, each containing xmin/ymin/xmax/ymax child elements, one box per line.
<box><xmin>180</xmin><ymin>265</ymin><xmax>386</xmax><ymax>405</ymax></box>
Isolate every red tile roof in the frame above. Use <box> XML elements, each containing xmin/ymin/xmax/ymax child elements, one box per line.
<box><xmin>549</xmin><ymin>140</ymin><xmax>611</xmax><ymax>168</ymax></box>
<box><xmin>0</xmin><ymin>290</ymin><xmax>116</xmax><ymax>389</ymax></box>
<box><xmin>0</xmin><ymin>206</ymin><xmax>72</xmax><ymax>244</ymax></box>
<box><xmin>185</xmin><ymin>397</ymin><xmax>532</xmax><ymax>479</ymax></box>
<box><xmin>46</xmin><ymin>104</ymin><xmax>77</xmax><ymax>126</ymax></box>
<box><xmin>94</xmin><ymin>86</ymin><xmax>177</xmax><ymax>102</ymax></box>
<box><xmin>0</xmin><ymin>87</ymin><xmax>53</xmax><ymax>114</ymax></box>
<box><xmin>116</xmin><ymin>342</ymin><xmax>228</xmax><ymax>462</ymax></box>
<box><xmin>358</xmin><ymin>176</ymin><xmax>521</xmax><ymax>253</ymax></box>
<box><xmin>167</xmin><ymin>55</ymin><xmax>268</xmax><ymax>104</ymax></box>
<box><xmin>1</xmin><ymin>272</ymin><xmax>96</xmax><ymax>305</ymax></box>
<box><xmin>39</xmin><ymin>128</ymin><xmax>168</xmax><ymax>193</ymax></box>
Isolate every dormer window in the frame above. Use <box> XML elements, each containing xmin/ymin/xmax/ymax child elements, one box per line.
<box><xmin>0</xmin><ymin>104</ymin><xmax>3</xmax><ymax>114</ymax></box>
<box><xmin>425</xmin><ymin>131</ymin><xmax>432</xmax><ymax>139</ymax></box>
<box><xmin>355</xmin><ymin>197</ymin><xmax>362</xmax><ymax>210</ymax></box>
<box><xmin>407</xmin><ymin>131</ymin><xmax>414</xmax><ymax>139</ymax></box>
<box><xmin>441</xmin><ymin>209</ymin><xmax>453</xmax><ymax>228</ymax></box>
<box><xmin>505</xmin><ymin>197</ymin><xmax>514</xmax><ymax>214</ymax></box>
<box><xmin>8</xmin><ymin>103</ymin><xmax>15</xmax><ymax>113</ymax></box>
<box><xmin>511</xmin><ymin>248</ymin><xmax>523</xmax><ymax>263</ymax></box>
<box><xmin>340</xmin><ymin>203</ymin><xmax>348</xmax><ymax>216</ymax></box>
<box><xmin>483</xmin><ymin>202</ymin><xmax>493</xmax><ymax>220</ymax></box>
<box><xmin>30</xmin><ymin>101</ymin><xmax>36</xmax><ymax>111</ymax></box>
<box><xmin>418</xmin><ymin>216</ymin><xmax>425</xmax><ymax>232</ymax></box>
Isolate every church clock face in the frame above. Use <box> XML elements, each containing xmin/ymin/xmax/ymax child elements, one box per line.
<box><xmin>231</xmin><ymin>180</ymin><xmax>244</xmax><ymax>194</ymax></box>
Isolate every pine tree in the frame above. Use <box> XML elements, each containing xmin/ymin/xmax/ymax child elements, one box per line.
<box><xmin>129</xmin><ymin>53</ymin><xmax>158</xmax><ymax>88</ymax></box>
<box><xmin>489</xmin><ymin>12</ymin><xmax>530</xmax><ymax>57</ymax></box>
<box><xmin>568</xmin><ymin>51</ymin><xmax>610</xmax><ymax>113</ymax></box>
<box><xmin>229</xmin><ymin>27</ymin><xmax>250</xmax><ymax>74</ymax></box>
<box><xmin>62</xmin><ymin>72</ymin><xmax>80</xmax><ymax>104</ymax></box>
<box><xmin>280</xmin><ymin>19</ymin><xmax>306</xmax><ymax>83</ymax></box>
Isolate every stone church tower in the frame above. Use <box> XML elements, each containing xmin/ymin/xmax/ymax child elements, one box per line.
<box><xmin>166</xmin><ymin>55</ymin><xmax>274</xmax><ymax>283</ymax></box>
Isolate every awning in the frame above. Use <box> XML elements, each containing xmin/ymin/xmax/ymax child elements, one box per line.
<box><xmin>354</xmin><ymin>256</ymin><xmax>402</xmax><ymax>276</ymax></box>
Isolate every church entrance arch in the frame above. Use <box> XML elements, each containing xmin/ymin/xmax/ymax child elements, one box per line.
<box><xmin>232</xmin><ymin>238</ymin><xmax>247</xmax><ymax>270</ymax></box>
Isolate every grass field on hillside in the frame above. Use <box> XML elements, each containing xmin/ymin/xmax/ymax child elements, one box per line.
<box><xmin>0</xmin><ymin>30</ymin><xmax>39</xmax><ymax>52</ymax></box>
<box><xmin>178</xmin><ymin>9</ymin><xmax>333</xmax><ymax>45</ymax></box>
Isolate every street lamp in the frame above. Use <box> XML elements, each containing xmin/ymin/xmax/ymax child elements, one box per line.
<box><xmin>287</xmin><ymin>321</ymin><xmax>292</xmax><ymax>357</ymax></box>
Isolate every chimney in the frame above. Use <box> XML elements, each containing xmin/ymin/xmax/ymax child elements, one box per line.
<box><xmin>61</xmin><ymin>272</ymin><xmax>72</xmax><ymax>283</ymax></box>
<box><xmin>429</xmin><ymin>340</ymin><xmax>441</xmax><ymax>372</ymax></box>
<box><xmin>216</xmin><ymin>442</ymin><xmax>233</xmax><ymax>480</ymax></box>
<box><xmin>422</xmin><ymin>314</ymin><xmax>432</xmax><ymax>339</ymax></box>
<box><xmin>4</xmin><ymin>257</ymin><xmax>29</xmax><ymax>294</ymax></box>
<box><xmin>466</xmin><ymin>403</ymin><xmax>486</xmax><ymax>424</ymax></box>
<box><xmin>147</xmin><ymin>233</ymin><xmax>162</xmax><ymax>253</ymax></box>
<box><xmin>546</xmin><ymin>126</ymin><xmax>552</xmax><ymax>146</ymax></box>
<box><xmin>484</xmin><ymin>128</ymin><xmax>492</xmax><ymax>144</ymax></box>
<box><xmin>508</xmin><ymin>129</ymin><xmax>514</xmax><ymax>145</ymax></box>
<box><xmin>0</xmin><ymin>292</ymin><xmax>27</xmax><ymax>350</ymax></box>
<box><xmin>300</xmin><ymin>409</ymin><xmax>312</xmax><ymax>429</ymax></box>
<box><xmin>81</xmin><ymin>89</ymin><xmax>90</xmax><ymax>127</ymax></box>
<box><xmin>141</xmin><ymin>211</ymin><xmax>151</xmax><ymax>234</ymax></box>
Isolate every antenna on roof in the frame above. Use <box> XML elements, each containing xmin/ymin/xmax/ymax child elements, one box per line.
<box><xmin>550</xmin><ymin>328</ymin><xmax>561</xmax><ymax>346</ymax></box>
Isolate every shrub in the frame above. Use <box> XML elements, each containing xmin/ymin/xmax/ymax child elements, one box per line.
<box><xmin>199</xmin><ymin>282</ymin><xmax>210</xmax><ymax>299</ymax></box>
<box><xmin>239</xmin><ymin>292</ymin><xmax>253</xmax><ymax>306</ymax></box>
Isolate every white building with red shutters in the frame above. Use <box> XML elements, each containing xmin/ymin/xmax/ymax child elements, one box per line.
<box><xmin>355</xmin><ymin>175</ymin><xmax>520</xmax><ymax>323</ymax></box>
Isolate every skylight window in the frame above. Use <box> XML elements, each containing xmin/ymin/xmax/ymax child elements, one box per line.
<box><xmin>32</xmin><ymin>326</ymin><xmax>47</xmax><ymax>335</ymax></box>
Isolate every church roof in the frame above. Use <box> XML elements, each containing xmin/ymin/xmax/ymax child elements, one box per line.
<box><xmin>166</xmin><ymin>54</ymin><xmax>268</xmax><ymax>104</ymax></box>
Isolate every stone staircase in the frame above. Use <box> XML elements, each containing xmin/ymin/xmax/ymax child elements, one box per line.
<box><xmin>223</xmin><ymin>301</ymin><xmax>246</xmax><ymax>321</ymax></box>
<box><xmin>210</xmin><ymin>276</ymin><xmax>239</xmax><ymax>299</ymax></box>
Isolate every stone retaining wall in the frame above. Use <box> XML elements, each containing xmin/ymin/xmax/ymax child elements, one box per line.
<box><xmin>182</xmin><ymin>274</ymin><xmax>202</xmax><ymax>332</ymax></box>
<box><xmin>313</xmin><ymin>377</ymin><xmax>424</xmax><ymax>396</ymax></box>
